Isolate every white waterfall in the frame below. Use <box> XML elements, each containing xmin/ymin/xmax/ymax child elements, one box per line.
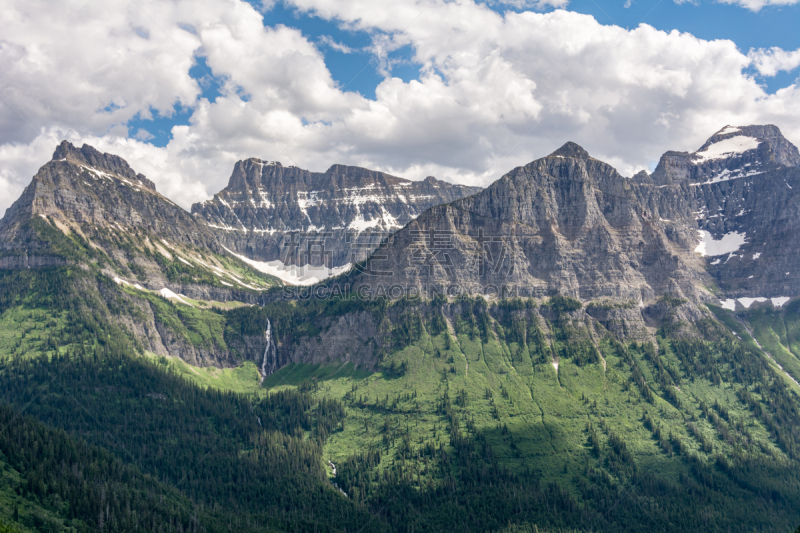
<box><xmin>259</xmin><ymin>319</ymin><xmax>277</xmax><ymax>384</ymax></box>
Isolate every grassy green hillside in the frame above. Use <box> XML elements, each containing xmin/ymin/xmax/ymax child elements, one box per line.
<box><xmin>734</xmin><ymin>300</ymin><xmax>800</xmax><ymax>387</ymax></box>
<box><xmin>226</xmin><ymin>295</ymin><xmax>800</xmax><ymax>531</ymax></box>
<box><xmin>1</xmin><ymin>259</ymin><xmax>800</xmax><ymax>530</ymax></box>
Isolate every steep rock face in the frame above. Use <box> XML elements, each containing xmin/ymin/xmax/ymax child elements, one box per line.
<box><xmin>1</xmin><ymin>141</ymin><xmax>216</xmax><ymax>249</ymax></box>
<box><xmin>0</xmin><ymin>142</ymin><xmax>273</xmax><ymax>297</ymax></box>
<box><xmin>348</xmin><ymin>143</ymin><xmax>709</xmax><ymax>304</ymax></box>
<box><xmin>191</xmin><ymin>159</ymin><xmax>481</xmax><ymax>268</ymax></box>
<box><xmin>649</xmin><ymin>125</ymin><xmax>799</xmax><ymax>187</ymax></box>
<box><xmin>337</xmin><ymin>125</ymin><xmax>800</xmax><ymax>313</ymax></box>
<box><xmin>0</xmin><ymin>142</ymin><xmax>278</xmax><ymax>368</ymax></box>
<box><xmin>633</xmin><ymin>125</ymin><xmax>800</xmax><ymax>304</ymax></box>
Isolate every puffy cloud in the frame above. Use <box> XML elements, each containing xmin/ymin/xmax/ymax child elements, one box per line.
<box><xmin>0</xmin><ymin>0</ymin><xmax>202</xmax><ymax>145</ymax></box>
<box><xmin>1</xmin><ymin>0</ymin><xmax>800</xmax><ymax>215</ymax></box>
<box><xmin>317</xmin><ymin>35</ymin><xmax>355</xmax><ymax>54</ymax></box>
<box><xmin>133</xmin><ymin>129</ymin><xmax>155</xmax><ymax>141</ymax></box>
<box><xmin>482</xmin><ymin>0</ymin><xmax>571</xmax><ymax>8</ymax></box>
<box><xmin>715</xmin><ymin>0</ymin><xmax>800</xmax><ymax>11</ymax></box>
<box><xmin>749</xmin><ymin>47</ymin><xmax>800</xmax><ymax>76</ymax></box>
<box><xmin>273</xmin><ymin>1</ymin><xmax>800</xmax><ymax>176</ymax></box>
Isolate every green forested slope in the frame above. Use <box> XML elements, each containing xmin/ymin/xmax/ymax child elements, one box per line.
<box><xmin>1</xmin><ymin>260</ymin><xmax>800</xmax><ymax>531</ymax></box>
<box><xmin>735</xmin><ymin>300</ymin><xmax>800</xmax><ymax>387</ymax></box>
<box><xmin>228</xmin><ymin>295</ymin><xmax>800</xmax><ymax>531</ymax></box>
<box><xmin>0</xmin><ymin>350</ymin><xmax>381</xmax><ymax>532</ymax></box>
<box><xmin>0</xmin><ymin>401</ymin><xmax>257</xmax><ymax>533</ymax></box>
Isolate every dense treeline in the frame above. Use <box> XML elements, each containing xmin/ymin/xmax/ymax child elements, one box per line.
<box><xmin>0</xmin><ymin>351</ymin><xmax>382</xmax><ymax>532</ymax></box>
<box><xmin>330</xmin><ymin>306</ymin><xmax>800</xmax><ymax>532</ymax></box>
<box><xmin>5</xmin><ymin>264</ymin><xmax>800</xmax><ymax>531</ymax></box>
<box><xmin>335</xmin><ymin>385</ymin><xmax>800</xmax><ymax>532</ymax></box>
<box><xmin>0</xmin><ymin>402</ymin><xmax>233</xmax><ymax>532</ymax></box>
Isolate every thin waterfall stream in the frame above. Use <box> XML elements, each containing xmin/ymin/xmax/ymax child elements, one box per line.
<box><xmin>259</xmin><ymin>319</ymin><xmax>277</xmax><ymax>384</ymax></box>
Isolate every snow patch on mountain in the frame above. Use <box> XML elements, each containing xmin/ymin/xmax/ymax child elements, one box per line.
<box><xmin>159</xmin><ymin>288</ymin><xmax>194</xmax><ymax>306</ymax></box>
<box><xmin>695</xmin><ymin>230</ymin><xmax>747</xmax><ymax>257</ymax></box>
<box><xmin>693</xmin><ymin>136</ymin><xmax>760</xmax><ymax>163</ymax></box>
<box><xmin>717</xmin><ymin>126</ymin><xmax>742</xmax><ymax>135</ymax></box>
<box><xmin>348</xmin><ymin>214</ymin><xmax>382</xmax><ymax>232</ymax></box>
<box><xmin>690</xmin><ymin>166</ymin><xmax>766</xmax><ymax>186</ymax></box>
<box><xmin>223</xmin><ymin>247</ymin><xmax>351</xmax><ymax>286</ymax></box>
<box><xmin>719</xmin><ymin>297</ymin><xmax>791</xmax><ymax>310</ymax></box>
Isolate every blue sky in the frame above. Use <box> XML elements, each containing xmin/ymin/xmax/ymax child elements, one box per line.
<box><xmin>127</xmin><ymin>0</ymin><xmax>800</xmax><ymax>148</ymax></box>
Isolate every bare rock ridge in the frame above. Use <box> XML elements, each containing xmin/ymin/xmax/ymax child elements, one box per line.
<box><xmin>0</xmin><ymin>140</ymin><xmax>215</xmax><ymax>251</ymax></box>
<box><xmin>339</xmin><ymin>124</ymin><xmax>800</xmax><ymax>311</ymax></box>
<box><xmin>350</xmin><ymin>140</ymin><xmax>709</xmax><ymax>304</ymax></box>
<box><xmin>190</xmin><ymin>159</ymin><xmax>481</xmax><ymax>268</ymax></box>
<box><xmin>52</xmin><ymin>140</ymin><xmax>157</xmax><ymax>190</ymax></box>
<box><xmin>632</xmin><ymin>125</ymin><xmax>800</xmax><ymax>306</ymax></box>
<box><xmin>0</xmin><ymin>141</ymin><xmax>267</xmax><ymax>367</ymax></box>
<box><xmin>649</xmin><ymin>124</ymin><xmax>800</xmax><ymax>186</ymax></box>
<box><xmin>1</xmin><ymin>126</ymin><xmax>800</xmax><ymax>368</ymax></box>
<box><xmin>2</xmin><ymin>125</ymin><xmax>799</xmax><ymax>313</ymax></box>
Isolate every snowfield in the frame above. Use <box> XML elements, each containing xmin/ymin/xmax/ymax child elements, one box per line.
<box><xmin>695</xmin><ymin>230</ymin><xmax>747</xmax><ymax>257</ymax></box>
<box><xmin>224</xmin><ymin>247</ymin><xmax>351</xmax><ymax>286</ymax></box>
<box><xmin>693</xmin><ymin>136</ymin><xmax>760</xmax><ymax>163</ymax></box>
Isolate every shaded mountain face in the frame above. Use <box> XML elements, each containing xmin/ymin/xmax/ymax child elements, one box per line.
<box><xmin>191</xmin><ymin>159</ymin><xmax>481</xmax><ymax>272</ymax></box>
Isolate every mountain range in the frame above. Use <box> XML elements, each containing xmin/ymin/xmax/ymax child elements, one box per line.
<box><xmin>352</xmin><ymin>125</ymin><xmax>800</xmax><ymax>305</ymax></box>
<box><xmin>191</xmin><ymin>159</ymin><xmax>480</xmax><ymax>281</ymax></box>
<box><xmin>2</xmin><ymin>125</ymin><xmax>800</xmax><ymax>532</ymax></box>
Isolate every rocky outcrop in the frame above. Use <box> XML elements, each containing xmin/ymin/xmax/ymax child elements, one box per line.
<box><xmin>320</xmin><ymin>125</ymin><xmax>800</xmax><ymax>314</ymax></box>
<box><xmin>4</xmin><ymin>127</ymin><xmax>800</xmax><ymax>372</ymax></box>
<box><xmin>345</xmin><ymin>142</ymin><xmax>710</xmax><ymax>305</ymax></box>
<box><xmin>113</xmin><ymin>290</ymin><xmax>238</xmax><ymax>367</ymax></box>
<box><xmin>225</xmin><ymin>309</ymin><xmax>386</xmax><ymax>371</ymax></box>
<box><xmin>191</xmin><ymin>159</ymin><xmax>481</xmax><ymax>268</ymax></box>
<box><xmin>0</xmin><ymin>141</ymin><xmax>221</xmax><ymax>256</ymax></box>
<box><xmin>231</xmin><ymin>295</ymin><xmax>706</xmax><ymax>374</ymax></box>
<box><xmin>649</xmin><ymin>125</ymin><xmax>799</xmax><ymax>187</ymax></box>
<box><xmin>0</xmin><ymin>254</ymin><xmax>67</xmax><ymax>269</ymax></box>
<box><xmin>631</xmin><ymin>125</ymin><xmax>800</xmax><ymax>302</ymax></box>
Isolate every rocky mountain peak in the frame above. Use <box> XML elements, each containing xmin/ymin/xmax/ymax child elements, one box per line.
<box><xmin>697</xmin><ymin>125</ymin><xmax>800</xmax><ymax>167</ymax></box>
<box><xmin>548</xmin><ymin>141</ymin><xmax>591</xmax><ymax>161</ymax></box>
<box><xmin>191</xmin><ymin>160</ymin><xmax>482</xmax><ymax>276</ymax></box>
<box><xmin>650</xmin><ymin>124</ymin><xmax>800</xmax><ymax>186</ymax></box>
<box><xmin>0</xmin><ymin>141</ymin><xmax>224</xmax><ymax>275</ymax></box>
<box><xmin>51</xmin><ymin>140</ymin><xmax>156</xmax><ymax>190</ymax></box>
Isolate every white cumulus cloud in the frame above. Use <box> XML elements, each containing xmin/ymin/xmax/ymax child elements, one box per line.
<box><xmin>749</xmin><ymin>46</ymin><xmax>800</xmax><ymax>76</ymax></box>
<box><xmin>715</xmin><ymin>0</ymin><xmax>800</xmax><ymax>12</ymax></box>
<box><xmin>0</xmin><ymin>0</ymin><xmax>799</xmax><ymax>215</ymax></box>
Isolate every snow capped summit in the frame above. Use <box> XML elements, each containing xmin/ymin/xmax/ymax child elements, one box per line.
<box><xmin>691</xmin><ymin>135</ymin><xmax>761</xmax><ymax>164</ymax></box>
<box><xmin>696</xmin><ymin>124</ymin><xmax>800</xmax><ymax>167</ymax></box>
<box><xmin>650</xmin><ymin>124</ymin><xmax>800</xmax><ymax>187</ymax></box>
<box><xmin>716</xmin><ymin>126</ymin><xmax>742</xmax><ymax>136</ymax></box>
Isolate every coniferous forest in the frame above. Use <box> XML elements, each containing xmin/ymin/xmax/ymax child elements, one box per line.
<box><xmin>0</xmin><ymin>266</ymin><xmax>799</xmax><ymax>531</ymax></box>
